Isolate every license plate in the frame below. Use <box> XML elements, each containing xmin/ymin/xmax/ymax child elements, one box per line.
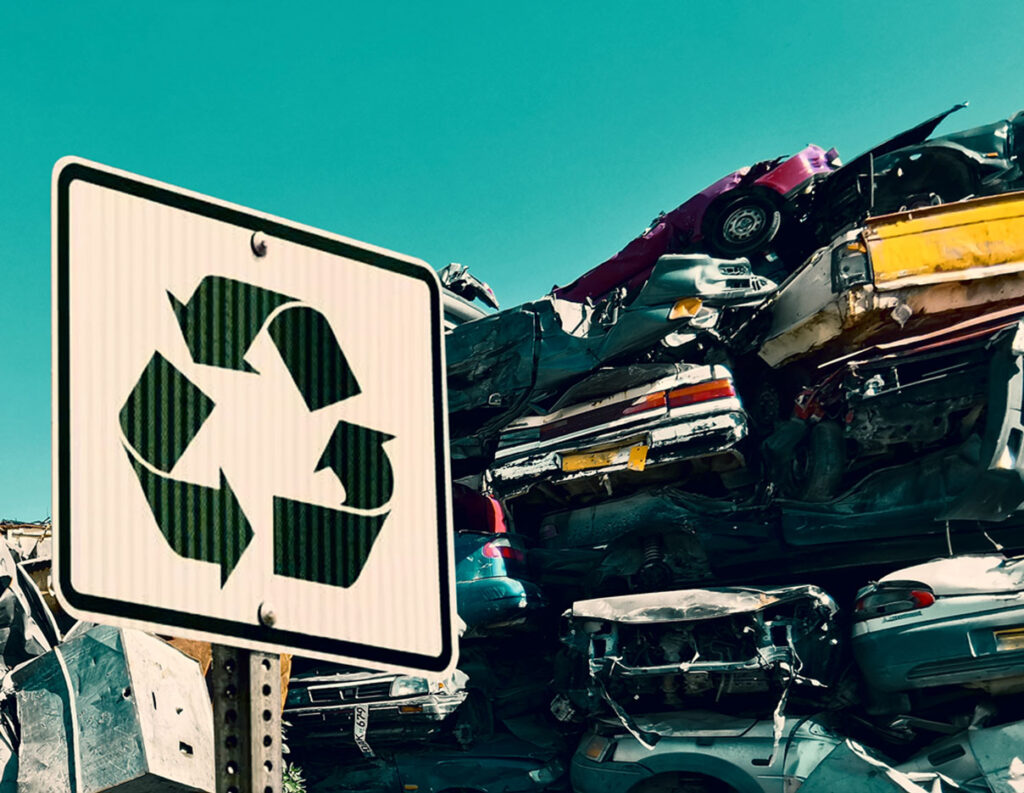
<box><xmin>994</xmin><ymin>627</ymin><xmax>1024</xmax><ymax>652</ymax></box>
<box><xmin>561</xmin><ymin>443</ymin><xmax>648</xmax><ymax>473</ymax></box>
<box><xmin>353</xmin><ymin>704</ymin><xmax>375</xmax><ymax>757</ymax></box>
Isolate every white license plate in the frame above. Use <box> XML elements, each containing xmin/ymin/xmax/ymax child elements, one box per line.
<box><xmin>353</xmin><ymin>704</ymin><xmax>374</xmax><ymax>757</ymax></box>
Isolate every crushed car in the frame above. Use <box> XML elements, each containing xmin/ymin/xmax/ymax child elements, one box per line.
<box><xmin>528</xmin><ymin>438</ymin><xmax>1024</xmax><ymax>596</ymax></box>
<box><xmin>556</xmin><ymin>586</ymin><xmax>840</xmax><ymax>721</ymax></box>
<box><xmin>763</xmin><ymin>312</ymin><xmax>1024</xmax><ymax>501</ymax></box>
<box><xmin>452</xmin><ymin>483</ymin><xmax>547</xmax><ymax>638</ymax></box>
<box><xmin>485</xmin><ymin>362</ymin><xmax>747</xmax><ymax>507</ymax></box>
<box><xmin>294</xmin><ymin>733</ymin><xmax>566</xmax><ymax>793</ymax></box>
<box><xmin>283</xmin><ymin>663</ymin><xmax>470</xmax><ymax>750</ymax></box>
<box><xmin>553</xmin><ymin>105</ymin><xmax>968</xmax><ymax>307</ymax></box>
<box><xmin>446</xmin><ymin>253</ymin><xmax>773</xmax><ymax>471</ymax></box>
<box><xmin>570</xmin><ymin>711</ymin><xmax>847</xmax><ymax>793</ymax></box>
<box><xmin>853</xmin><ymin>553</ymin><xmax>1024</xmax><ymax>696</ymax></box>
<box><xmin>759</xmin><ymin>190</ymin><xmax>1024</xmax><ymax>369</ymax></box>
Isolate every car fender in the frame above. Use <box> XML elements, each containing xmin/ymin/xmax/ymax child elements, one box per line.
<box><xmin>636</xmin><ymin>751</ymin><xmax>766</xmax><ymax>793</ymax></box>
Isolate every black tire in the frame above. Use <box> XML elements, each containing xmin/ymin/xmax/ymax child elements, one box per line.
<box><xmin>790</xmin><ymin>420</ymin><xmax>845</xmax><ymax>502</ymax></box>
<box><xmin>704</xmin><ymin>190</ymin><xmax>782</xmax><ymax>258</ymax></box>
<box><xmin>630</xmin><ymin>773</ymin><xmax>736</xmax><ymax>793</ymax></box>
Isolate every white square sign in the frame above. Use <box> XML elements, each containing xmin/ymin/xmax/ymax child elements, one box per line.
<box><xmin>52</xmin><ymin>158</ymin><xmax>456</xmax><ymax>673</ymax></box>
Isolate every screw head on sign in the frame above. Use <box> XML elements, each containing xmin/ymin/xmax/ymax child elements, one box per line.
<box><xmin>258</xmin><ymin>602</ymin><xmax>276</xmax><ymax>627</ymax></box>
<box><xmin>251</xmin><ymin>231</ymin><xmax>268</xmax><ymax>257</ymax></box>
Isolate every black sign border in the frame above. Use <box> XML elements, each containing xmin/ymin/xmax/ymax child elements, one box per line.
<box><xmin>56</xmin><ymin>160</ymin><xmax>454</xmax><ymax>672</ymax></box>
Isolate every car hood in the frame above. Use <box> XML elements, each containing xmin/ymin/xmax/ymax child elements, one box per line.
<box><xmin>878</xmin><ymin>553</ymin><xmax>1024</xmax><ymax>596</ymax></box>
<box><xmin>565</xmin><ymin>584</ymin><xmax>835</xmax><ymax>624</ymax></box>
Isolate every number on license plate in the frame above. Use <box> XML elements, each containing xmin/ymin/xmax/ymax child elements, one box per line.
<box><xmin>353</xmin><ymin>704</ymin><xmax>374</xmax><ymax>758</ymax></box>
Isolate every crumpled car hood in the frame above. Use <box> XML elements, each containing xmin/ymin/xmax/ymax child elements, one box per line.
<box><xmin>564</xmin><ymin>584</ymin><xmax>835</xmax><ymax>624</ymax></box>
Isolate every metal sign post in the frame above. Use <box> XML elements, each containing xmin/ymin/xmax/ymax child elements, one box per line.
<box><xmin>211</xmin><ymin>644</ymin><xmax>282</xmax><ymax>793</ymax></box>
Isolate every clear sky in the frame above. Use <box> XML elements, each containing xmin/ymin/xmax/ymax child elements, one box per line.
<box><xmin>2</xmin><ymin>1</ymin><xmax>1023</xmax><ymax>519</ymax></box>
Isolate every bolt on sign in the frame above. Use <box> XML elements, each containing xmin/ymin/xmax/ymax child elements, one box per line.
<box><xmin>52</xmin><ymin>158</ymin><xmax>457</xmax><ymax>673</ymax></box>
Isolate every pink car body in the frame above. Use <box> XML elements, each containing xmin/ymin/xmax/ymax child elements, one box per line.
<box><xmin>554</xmin><ymin>144</ymin><xmax>840</xmax><ymax>304</ymax></box>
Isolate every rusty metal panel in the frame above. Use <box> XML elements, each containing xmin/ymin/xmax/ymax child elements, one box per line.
<box><xmin>866</xmin><ymin>191</ymin><xmax>1024</xmax><ymax>287</ymax></box>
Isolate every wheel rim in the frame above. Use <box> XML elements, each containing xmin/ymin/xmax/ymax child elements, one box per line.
<box><xmin>722</xmin><ymin>205</ymin><xmax>767</xmax><ymax>243</ymax></box>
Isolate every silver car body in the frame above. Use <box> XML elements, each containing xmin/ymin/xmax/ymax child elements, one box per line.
<box><xmin>852</xmin><ymin>553</ymin><xmax>1024</xmax><ymax>693</ymax></box>
<box><xmin>571</xmin><ymin>712</ymin><xmax>842</xmax><ymax>793</ymax></box>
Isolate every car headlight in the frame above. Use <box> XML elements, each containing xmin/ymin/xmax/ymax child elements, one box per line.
<box><xmin>390</xmin><ymin>676</ymin><xmax>430</xmax><ymax>697</ymax></box>
<box><xmin>831</xmin><ymin>239</ymin><xmax>870</xmax><ymax>290</ymax></box>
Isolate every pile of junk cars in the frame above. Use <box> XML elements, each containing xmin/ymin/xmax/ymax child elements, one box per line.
<box><xmin>286</xmin><ymin>103</ymin><xmax>1024</xmax><ymax>793</ymax></box>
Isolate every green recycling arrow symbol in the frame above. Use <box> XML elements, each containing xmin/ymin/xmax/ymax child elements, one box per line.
<box><xmin>120</xmin><ymin>275</ymin><xmax>395</xmax><ymax>588</ymax></box>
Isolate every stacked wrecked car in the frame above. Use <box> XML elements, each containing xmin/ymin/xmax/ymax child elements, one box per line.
<box><xmin>280</xmin><ymin>104</ymin><xmax>1024</xmax><ymax>792</ymax></box>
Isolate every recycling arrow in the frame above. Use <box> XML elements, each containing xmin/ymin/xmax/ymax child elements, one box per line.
<box><xmin>268</xmin><ymin>304</ymin><xmax>361</xmax><ymax>411</ymax></box>
<box><xmin>316</xmin><ymin>421</ymin><xmax>394</xmax><ymax>510</ymax></box>
<box><xmin>169</xmin><ymin>275</ymin><xmax>295</xmax><ymax>372</ymax></box>
<box><xmin>273</xmin><ymin>498</ymin><xmax>389</xmax><ymax>588</ymax></box>
<box><xmin>121</xmin><ymin>274</ymin><xmax>396</xmax><ymax>589</ymax></box>
<box><xmin>128</xmin><ymin>457</ymin><xmax>253</xmax><ymax>586</ymax></box>
<box><xmin>269</xmin><ymin>421</ymin><xmax>396</xmax><ymax>589</ymax></box>
<box><xmin>119</xmin><ymin>351</ymin><xmax>253</xmax><ymax>584</ymax></box>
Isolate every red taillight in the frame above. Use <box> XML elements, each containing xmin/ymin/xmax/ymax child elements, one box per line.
<box><xmin>484</xmin><ymin>496</ymin><xmax>507</xmax><ymax>534</ymax></box>
<box><xmin>622</xmin><ymin>392</ymin><xmax>667</xmax><ymax>416</ymax></box>
<box><xmin>909</xmin><ymin>590</ymin><xmax>936</xmax><ymax>608</ymax></box>
<box><xmin>854</xmin><ymin>583</ymin><xmax>935</xmax><ymax>621</ymax></box>
<box><xmin>482</xmin><ymin>539</ymin><xmax>525</xmax><ymax>562</ymax></box>
<box><xmin>667</xmin><ymin>379</ymin><xmax>735</xmax><ymax>408</ymax></box>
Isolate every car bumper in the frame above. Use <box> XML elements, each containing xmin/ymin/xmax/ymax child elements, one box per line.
<box><xmin>853</xmin><ymin>605</ymin><xmax>1024</xmax><ymax>692</ymax></box>
<box><xmin>285</xmin><ymin>692</ymin><xmax>468</xmax><ymax>742</ymax></box>
<box><xmin>488</xmin><ymin>410</ymin><xmax>746</xmax><ymax>497</ymax></box>
<box><xmin>457</xmin><ymin>577</ymin><xmax>546</xmax><ymax>635</ymax></box>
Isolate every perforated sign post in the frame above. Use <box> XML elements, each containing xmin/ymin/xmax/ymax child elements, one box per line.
<box><xmin>53</xmin><ymin>158</ymin><xmax>457</xmax><ymax>791</ymax></box>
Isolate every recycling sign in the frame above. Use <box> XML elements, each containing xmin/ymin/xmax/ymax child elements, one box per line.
<box><xmin>53</xmin><ymin>159</ymin><xmax>456</xmax><ymax>673</ymax></box>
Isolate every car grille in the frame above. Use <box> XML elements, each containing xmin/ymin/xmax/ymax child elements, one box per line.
<box><xmin>306</xmin><ymin>681</ymin><xmax>392</xmax><ymax>703</ymax></box>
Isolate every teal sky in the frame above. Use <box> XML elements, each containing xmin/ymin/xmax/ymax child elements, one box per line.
<box><xmin>2</xmin><ymin>1</ymin><xmax>1023</xmax><ymax>519</ymax></box>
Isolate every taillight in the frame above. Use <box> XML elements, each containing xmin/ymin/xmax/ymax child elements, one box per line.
<box><xmin>621</xmin><ymin>392</ymin><xmax>667</xmax><ymax>416</ymax></box>
<box><xmin>667</xmin><ymin>379</ymin><xmax>735</xmax><ymax>408</ymax></box>
<box><xmin>854</xmin><ymin>582</ymin><xmax>935</xmax><ymax>621</ymax></box>
<box><xmin>540</xmin><ymin>391</ymin><xmax>666</xmax><ymax>441</ymax></box>
<box><xmin>482</xmin><ymin>538</ymin><xmax>525</xmax><ymax>562</ymax></box>
<box><xmin>484</xmin><ymin>495</ymin><xmax>507</xmax><ymax>534</ymax></box>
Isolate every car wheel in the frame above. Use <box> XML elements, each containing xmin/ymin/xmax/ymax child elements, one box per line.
<box><xmin>789</xmin><ymin>420</ymin><xmax>845</xmax><ymax>502</ymax></box>
<box><xmin>630</xmin><ymin>773</ymin><xmax>736</xmax><ymax>793</ymax></box>
<box><xmin>704</xmin><ymin>191</ymin><xmax>782</xmax><ymax>258</ymax></box>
